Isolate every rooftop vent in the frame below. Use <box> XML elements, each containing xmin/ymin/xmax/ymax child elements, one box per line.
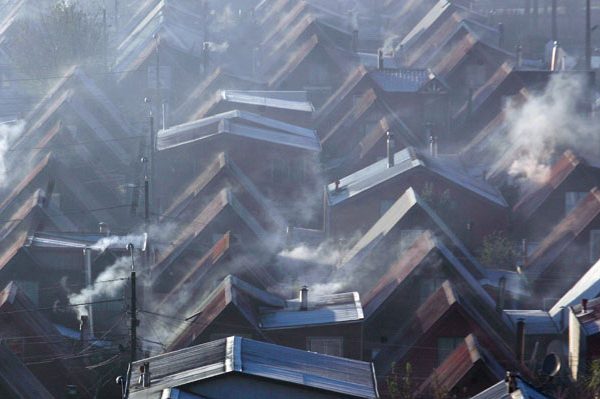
<box><xmin>300</xmin><ymin>286</ymin><xmax>309</xmax><ymax>311</ymax></box>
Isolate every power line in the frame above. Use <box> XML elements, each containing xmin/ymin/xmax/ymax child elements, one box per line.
<box><xmin>0</xmin><ymin>298</ymin><xmax>124</xmax><ymax>315</ymax></box>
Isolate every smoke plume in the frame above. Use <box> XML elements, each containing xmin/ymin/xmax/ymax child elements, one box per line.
<box><xmin>0</xmin><ymin>120</ymin><xmax>25</xmax><ymax>186</ymax></box>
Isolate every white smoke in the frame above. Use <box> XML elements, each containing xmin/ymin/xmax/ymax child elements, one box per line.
<box><xmin>503</xmin><ymin>74</ymin><xmax>595</xmax><ymax>190</ymax></box>
<box><xmin>206</xmin><ymin>41</ymin><xmax>229</xmax><ymax>53</ymax></box>
<box><xmin>0</xmin><ymin>120</ymin><xmax>25</xmax><ymax>186</ymax></box>
<box><xmin>68</xmin><ymin>256</ymin><xmax>130</xmax><ymax>319</ymax></box>
<box><xmin>91</xmin><ymin>233</ymin><xmax>145</xmax><ymax>252</ymax></box>
<box><xmin>278</xmin><ymin>242</ymin><xmax>343</xmax><ymax>266</ymax></box>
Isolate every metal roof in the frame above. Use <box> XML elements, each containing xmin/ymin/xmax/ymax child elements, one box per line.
<box><xmin>471</xmin><ymin>377</ymin><xmax>551</xmax><ymax>399</ymax></box>
<box><xmin>503</xmin><ymin>310</ymin><xmax>559</xmax><ymax>335</ymax></box>
<box><xmin>368</xmin><ymin>69</ymin><xmax>436</xmax><ymax>92</ymax></box>
<box><xmin>157</xmin><ymin>110</ymin><xmax>320</xmax><ymax>152</ymax></box>
<box><xmin>129</xmin><ymin>336</ymin><xmax>379</xmax><ymax>398</ymax></box>
<box><xmin>550</xmin><ymin>257</ymin><xmax>600</xmax><ymax>322</ymax></box>
<box><xmin>573</xmin><ymin>297</ymin><xmax>600</xmax><ymax>336</ymax></box>
<box><xmin>221</xmin><ymin>90</ymin><xmax>315</xmax><ymax>112</ymax></box>
<box><xmin>259</xmin><ymin>291</ymin><xmax>363</xmax><ymax>329</ymax></box>
<box><xmin>327</xmin><ymin>147</ymin><xmax>507</xmax><ymax>207</ymax></box>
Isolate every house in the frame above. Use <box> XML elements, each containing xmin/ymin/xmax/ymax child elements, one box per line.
<box><xmin>513</xmin><ymin>150</ymin><xmax>600</xmax><ymax>241</ymax></box>
<box><xmin>127</xmin><ymin>336</ymin><xmax>379</xmax><ymax>399</ymax></box>
<box><xmin>156</xmin><ymin>110</ymin><xmax>322</xmax><ymax>225</ymax></box>
<box><xmin>523</xmin><ymin>188</ymin><xmax>600</xmax><ymax>306</ymax></box>
<box><xmin>114</xmin><ymin>1</ymin><xmax>207</xmax><ymax>112</ymax></box>
<box><xmin>0</xmin><ymin>282</ymin><xmax>92</xmax><ymax>398</ymax></box>
<box><xmin>326</xmin><ymin>147</ymin><xmax>508</xmax><ymax>243</ymax></box>
<box><xmin>167</xmin><ymin>275</ymin><xmax>364</xmax><ymax>360</ymax></box>
<box><xmin>0</xmin><ymin>342</ymin><xmax>53</xmax><ymax>399</ymax></box>
<box><xmin>373</xmin><ymin>281</ymin><xmax>516</xmax><ymax>390</ymax></box>
<box><xmin>356</xmin><ymin>229</ymin><xmax>499</xmax><ymax>360</ymax></box>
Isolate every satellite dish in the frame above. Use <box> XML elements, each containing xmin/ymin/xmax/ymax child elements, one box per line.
<box><xmin>542</xmin><ymin>353</ymin><xmax>561</xmax><ymax>377</ymax></box>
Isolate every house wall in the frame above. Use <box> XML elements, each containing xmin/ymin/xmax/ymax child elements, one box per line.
<box><xmin>187</xmin><ymin>373</ymin><xmax>364</xmax><ymax>399</ymax></box>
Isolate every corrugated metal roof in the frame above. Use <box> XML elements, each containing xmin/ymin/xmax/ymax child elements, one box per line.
<box><xmin>368</xmin><ymin>69</ymin><xmax>435</xmax><ymax>92</ymax></box>
<box><xmin>327</xmin><ymin>147</ymin><xmax>507</xmax><ymax>207</ymax></box>
<box><xmin>471</xmin><ymin>377</ymin><xmax>552</xmax><ymax>399</ymax></box>
<box><xmin>259</xmin><ymin>291</ymin><xmax>363</xmax><ymax>329</ymax></box>
<box><xmin>503</xmin><ymin>310</ymin><xmax>559</xmax><ymax>335</ymax></box>
<box><xmin>221</xmin><ymin>90</ymin><xmax>314</xmax><ymax>112</ymax></box>
<box><xmin>157</xmin><ymin>110</ymin><xmax>320</xmax><ymax>152</ymax></box>
<box><xmin>129</xmin><ymin>336</ymin><xmax>379</xmax><ymax>398</ymax></box>
<box><xmin>550</xmin><ymin>258</ymin><xmax>600</xmax><ymax>321</ymax></box>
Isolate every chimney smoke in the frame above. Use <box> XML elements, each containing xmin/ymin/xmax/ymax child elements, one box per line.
<box><xmin>300</xmin><ymin>286</ymin><xmax>308</xmax><ymax>311</ymax></box>
<box><xmin>386</xmin><ymin>131</ymin><xmax>395</xmax><ymax>168</ymax></box>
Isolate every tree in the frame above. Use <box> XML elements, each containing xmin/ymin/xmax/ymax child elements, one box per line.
<box><xmin>7</xmin><ymin>0</ymin><xmax>106</xmax><ymax>85</ymax></box>
<box><xmin>478</xmin><ymin>231</ymin><xmax>518</xmax><ymax>269</ymax></box>
<box><xmin>387</xmin><ymin>362</ymin><xmax>416</xmax><ymax>399</ymax></box>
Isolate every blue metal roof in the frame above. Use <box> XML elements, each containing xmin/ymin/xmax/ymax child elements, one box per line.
<box><xmin>157</xmin><ymin>110</ymin><xmax>321</xmax><ymax>152</ymax></box>
<box><xmin>221</xmin><ymin>90</ymin><xmax>315</xmax><ymax>112</ymax></box>
<box><xmin>129</xmin><ymin>336</ymin><xmax>379</xmax><ymax>398</ymax></box>
<box><xmin>368</xmin><ymin>69</ymin><xmax>435</xmax><ymax>92</ymax></box>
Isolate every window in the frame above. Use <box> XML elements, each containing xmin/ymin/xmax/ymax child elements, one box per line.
<box><xmin>590</xmin><ymin>230</ymin><xmax>600</xmax><ymax>263</ymax></box>
<box><xmin>307</xmin><ymin>336</ymin><xmax>343</xmax><ymax>357</ymax></box>
<box><xmin>399</xmin><ymin>229</ymin><xmax>425</xmax><ymax>253</ymax></box>
<box><xmin>565</xmin><ymin>192</ymin><xmax>588</xmax><ymax>215</ymax></box>
<box><xmin>419</xmin><ymin>277</ymin><xmax>446</xmax><ymax>303</ymax></box>
<box><xmin>15</xmin><ymin>280</ymin><xmax>39</xmax><ymax>306</ymax></box>
<box><xmin>437</xmin><ymin>337</ymin><xmax>463</xmax><ymax>365</ymax></box>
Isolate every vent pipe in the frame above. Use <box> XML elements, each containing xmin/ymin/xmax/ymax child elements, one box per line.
<box><xmin>99</xmin><ymin>222</ymin><xmax>110</xmax><ymax>236</ymax></box>
<box><xmin>516</xmin><ymin>318</ymin><xmax>525</xmax><ymax>366</ymax></box>
<box><xmin>300</xmin><ymin>286</ymin><xmax>308</xmax><ymax>311</ymax></box>
<box><xmin>386</xmin><ymin>131</ymin><xmax>395</xmax><ymax>168</ymax></box>
<box><xmin>496</xmin><ymin>276</ymin><xmax>506</xmax><ymax>313</ymax></box>
<box><xmin>550</xmin><ymin>41</ymin><xmax>559</xmax><ymax>71</ymax></box>
<box><xmin>83</xmin><ymin>248</ymin><xmax>94</xmax><ymax>335</ymax></box>
<box><xmin>551</xmin><ymin>0</ymin><xmax>558</xmax><ymax>42</ymax></box>
<box><xmin>516</xmin><ymin>45</ymin><xmax>523</xmax><ymax>68</ymax></box>
<box><xmin>377</xmin><ymin>49</ymin><xmax>384</xmax><ymax>70</ymax></box>
<box><xmin>582</xmin><ymin>298</ymin><xmax>589</xmax><ymax>313</ymax></box>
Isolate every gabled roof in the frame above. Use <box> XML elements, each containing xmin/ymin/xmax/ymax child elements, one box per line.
<box><xmin>525</xmin><ymin>188</ymin><xmax>600</xmax><ymax>280</ymax></box>
<box><xmin>167</xmin><ymin>274</ymin><xmax>281</xmax><ymax>351</ymax></box>
<box><xmin>416</xmin><ymin>334</ymin><xmax>505</xmax><ymax>396</ymax></box>
<box><xmin>115</xmin><ymin>0</ymin><xmax>204</xmax><ymax>75</ymax></box>
<box><xmin>374</xmin><ymin>281</ymin><xmax>514</xmax><ymax>376</ymax></box>
<box><xmin>550</xmin><ymin>257</ymin><xmax>600</xmax><ymax>322</ymax></box>
<box><xmin>259</xmin><ymin>291</ymin><xmax>363</xmax><ymax>330</ymax></box>
<box><xmin>341</xmin><ymin>187</ymin><xmax>486</xmax><ymax>281</ymax></box>
<box><xmin>157</xmin><ymin>110</ymin><xmax>320</xmax><ymax>152</ymax></box>
<box><xmin>163</xmin><ymin>152</ymin><xmax>284</xmax><ymax>232</ymax></box>
<box><xmin>0</xmin><ymin>342</ymin><xmax>53</xmax><ymax>399</ymax></box>
<box><xmin>130</xmin><ymin>336</ymin><xmax>379</xmax><ymax>398</ymax></box>
<box><xmin>359</xmin><ymin>229</ymin><xmax>493</xmax><ymax>319</ymax></box>
<box><xmin>327</xmin><ymin>147</ymin><xmax>507</xmax><ymax>207</ymax></box>
<box><xmin>513</xmin><ymin>150</ymin><xmax>589</xmax><ymax>220</ymax></box>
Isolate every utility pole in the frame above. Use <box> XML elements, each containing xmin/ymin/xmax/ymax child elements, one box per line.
<box><xmin>128</xmin><ymin>243</ymin><xmax>137</xmax><ymax>363</ymax></box>
<box><xmin>586</xmin><ymin>0</ymin><xmax>592</xmax><ymax>72</ymax></box>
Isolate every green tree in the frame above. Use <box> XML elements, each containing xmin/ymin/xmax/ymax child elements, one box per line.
<box><xmin>387</xmin><ymin>362</ymin><xmax>415</xmax><ymax>399</ymax></box>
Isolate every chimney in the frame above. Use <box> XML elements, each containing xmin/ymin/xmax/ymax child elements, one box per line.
<box><xmin>496</xmin><ymin>276</ymin><xmax>507</xmax><ymax>313</ymax></box>
<box><xmin>428</xmin><ymin>134</ymin><xmax>438</xmax><ymax>157</ymax></box>
<box><xmin>498</xmin><ymin>22</ymin><xmax>504</xmax><ymax>48</ymax></box>
<box><xmin>516</xmin><ymin>318</ymin><xmax>525</xmax><ymax>366</ymax></box>
<box><xmin>551</xmin><ymin>0</ymin><xmax>558</xmax><ymax>42</ymax></box>
<box><xmin>377</xmin><ymin>49</ymin><xmax>384</xmax><ymax>70</ymax></box>
<box><xmin>505</xmin><ymin>372</ymin><xmax>518</xmax><ymax>393</ymax></box>
<box><xmin>352</xmin><ymin>29</ymin><xmax>359</xmax><ymax>52</ymax></box>
<box><xmin>79</xmin><ymin>315</ymin><xmax>88</xmax><ymax>344</ymax></box>
<box><xmin>582</xmin><ymin>298</ymin><xmax>589</xmax><ymax>313</ymax></box>
<box><xmin>516</xmin><ymin>45</ymin><xmax>523</xmax><ymax>68</ymax></box>
<box><xmin>99</xmin><ymin>222</ymin><xmax>110</xmax><ymax>236</ymax></box>
<box><xmin>386</xmin><ymin>131</ymin><xmax>395</xmax><ymax>168</ymax></box>
<box><xmin>300</xmin><ymin>286</ymin><xmax>308</xmax><ymax>311</ymax></box>
<box><xmin>202</xmin><ymin>42</ymin><xmax>210</xmax><ymax>75</ymax></box>
<box><xmin>334</xmin><ymin>179</ymin><xmax>341</xmax><ymax>191</ymax></box>
<box><xmin>83</xmin><ymin>248</ymin><xmax>94</xmax><ymax>336</ymax></box>
<box><xmin>139</xmin><ymin>362</ymin><xmax>151</xmax><ymax>388</ymax></box>
<box><xmin>550</xmin><ymin>41</ymin><xmax>559</xmax><ymax>71</ymax></box>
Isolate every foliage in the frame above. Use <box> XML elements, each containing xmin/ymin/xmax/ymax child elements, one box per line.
<box><xmin>478</xmin><ymin>231</ymin><xmax>518</xmax><ymax>269</ymax></box>
<box><xmin>387</xmin><ymin>362</ymin><xmax>415</xmax><ymax>399</ymax></box>
<box><xmin>7</xmin><ymin>0</ymin><xmax>106</xmax><ymax>83</ymax></box>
